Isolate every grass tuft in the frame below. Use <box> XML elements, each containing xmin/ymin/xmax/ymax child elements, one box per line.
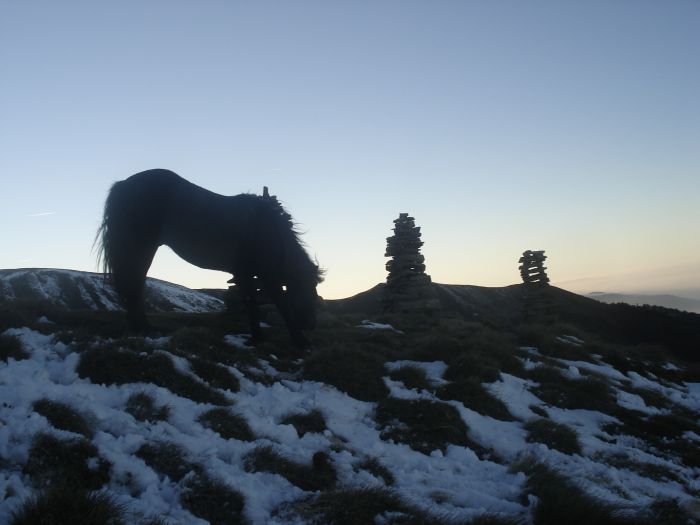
<box><xmin>10</xmin><ymin>485</ymin><xmax>125</xmax><ymax>525</ymax></box>
<box><xmin>136</xmin><ymin>441</ymin><xmax>200</xmax><ymax>482</ymax></box>
<box><xmin>0</xmin><ymin>333</ymin><xmax>29</xmax><ymax>361</ymax></box>
<box><xmin>198</xmin><ymin>407</ymin><xmax>255</xmax><ymax>441</ymax></box>
<box><xmin>375</xmin><ymin>397</ymin><xmax>487</xmax><ymax>457</ymax></box>
<box><xmin>281</xmin><ymin>409</ymin><xmax>327</xmax><ymax>437</ymax></box>
<box><xmin>278</xmin><ymin>486</ymin><xmax>456</xmax><ymax>525</ymax></box>
<box><xmin>125</xmin><ymin>392</ymin><xmax>170</xmax><ymax>423</ymax></box>
<box><xmin>77</xmin><ymin>345</ymin><xmax>231</xmax><ymax>406</ymax></box>
<box><xmin>24</xmin><ymin>433</ymin><xmax>111</xmax><ymax>491</ymax></box>
<box><xmin>436</xmin><ymin>378</ymin><xmax>516</xmax><ymax>421</ymax></box>
<box><xmin>524</xmin><ymin>418</ymin><xmax>581</xmax><ymax>455</ymax></box>
<box><xmin>388</xmin><ymin>365</ymin><xmax>433</xmax><ymax>392</ymax></box>
<box><xmin>243</xmin><ymin>445</ymin><xmax>336</xmax><ymax>491</ymax></box>
<box><xmin>303</xmin><ymin>345</ymin><xmax>389</xmax><ymax>401</ymax></box>
<box><xmin>33</xmin><ymin>398</ymin><xmax>93</xmax><ymax>437</ymax></box>
<box><xmin>354</xmin><ymin>457</ymin><xmax>395</xmax><ymax>486</ymax></box>
<box><xmin>180</xmin><ymin>472</ymin><xmax>247</xmax><ymax>525</ymax></box>
<box><xmin>188</xmin><ymin>357</ymin><xmax>240</xmax><ymax>392</ymax></box>
<box><xmin>511</xmin><ymin>458</ymin><xmax>630</xmax><ymax>525</ymax></box>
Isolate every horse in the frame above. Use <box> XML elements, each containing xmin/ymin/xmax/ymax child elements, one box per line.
<box><xmin>95</xmin><ymin>169</ymin><xmax>322</xmax><ymax>348</ymax></box>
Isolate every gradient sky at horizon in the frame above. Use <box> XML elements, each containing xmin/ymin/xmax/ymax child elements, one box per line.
<box><xmin>1</xmin><ymin>1</ymin><xmax>699</xmax><ymax>299</ymax></box>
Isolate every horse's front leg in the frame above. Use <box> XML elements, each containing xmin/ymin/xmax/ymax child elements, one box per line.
<box><xmin>233</xmin><ymin>273</ymin><xmax>264</xmax><ymax>345</ymax></box>
<box><xmin>269</xmin><ymin>290</ymin><xmax>310</xmax><ymax>350</ymax></box>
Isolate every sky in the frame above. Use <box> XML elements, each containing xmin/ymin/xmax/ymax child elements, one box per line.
<box><xmin>1</xmin><ymin>1</ymin><xmax>699</xmax><ymax>299</ymax></box>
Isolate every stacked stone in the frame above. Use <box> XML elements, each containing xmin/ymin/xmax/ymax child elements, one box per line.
<box><xmin>383</xmin><ymin>213</ymin><xmax>439</xmax><ymax>312</ymax></box>
<box><xmin>519</xmin><ymin>250</ymin><xmax>550</xmax><ymax>285</ymax></box>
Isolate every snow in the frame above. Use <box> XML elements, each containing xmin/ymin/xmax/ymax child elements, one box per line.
<box><xmin>0</xmin><ymin>268</ymin><xmax>224</xmax><ymax>313</ymax></box>
<box><xmin>357</xmin><ymin>320</ymin><xmax>404</xmax><ymax>333</ymax></box>
<box><xmin>1</xmin><ymin>326</ymin><xmax>699</xmax><ymax>523</ymax></box>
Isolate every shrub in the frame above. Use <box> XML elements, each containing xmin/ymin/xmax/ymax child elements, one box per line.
<box><xmin>198</xmin><ymin>408</ymin><xmax>254</xmax><ymax>441</ymax></box>
<box><xmin>33</xmin><ymin>398</ymin><xmax>93</xmax><ymax>437</ymax></box>
<box><xmin>524</xmin><ymin>419</ymin><xmax>581</xmax><ymax>455</ymax></box>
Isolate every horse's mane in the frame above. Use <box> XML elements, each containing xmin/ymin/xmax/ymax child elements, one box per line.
<box><xmin>258</xmin><ymin>195</ymin><xmax>324</xmax><ymax>284</ymax></box>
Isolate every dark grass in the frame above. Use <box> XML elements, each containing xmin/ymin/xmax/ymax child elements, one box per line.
<box><xmin>0</xmin><ymin>333</ymin><xmax>29</xmax><ymax>361</ymax></box>
<box><xmin>10</xmin><ymin>486</ymin><xmax>126</xmax><ymax>525</ymax></box>
<box><xmin>524</xmin><ymin>418</ymin><xmax>582</xmax><ymax>455</ymax></box>
<box><xmin>277</xmin><ymin>486</ymin><xmax>457</xmax><ymax>525</ymax></box>
<box><xmin>243</xmin><ymin>445</ymin><xmax>336</xmax><ymax>492</ymax></box>
<box><xmin>180</xmin><ymin>472</ymin><xmax>247</xmax><ymax>525</ymax></box>
<box><xmin>354</xmin><ymin>457</ymin><xmax>395</xmax><ymax>486</ymax></box>
<box><xmin>529</xmin><ymin>371</ymin><xmax>618</xmax><ymax>413</ymax></box>
<box><xmin>24</xmin><ymin>433</ymin><xmax>111</xmax><ymax>491</ymax></box>
<box><xmin>529</xmin><ymin>405</ymin><xmax>549</xmax><ymax>418</ymax></box>
<box><xmin>436</xmin><ymin>378</ymin><xmax>516</xmax><ymax>421</ymax></box>
<box><xmin>442</xmin><ymin>330</ymin><xmax>524</xmax><ymax>383</ymax></box>
<box><xmin>281</xmin><ymin>409</ymin><xmax>327</xmax><ymax>437</ymax></box>
<box><xmin>168</xmin><ymin>326</ymin><xmax>258</xmax><ymax>369</ymax></box>
<box><xmin>375</xmin><ymin>397</ymin><xmax>489</xmax><ymax>458</ymax></box>
<box><xmin>136</xmin><ymin>441</ymin><xmax>200</xmax><ymax>482</ymax></box>
<box><xmin>602</xmin><ymin>410</ymin><xmax>700</xmax><ymax>468</ymax></box>
<box><xmin>125</xmin><ymin>392</ymin><xmax>170</xmax><ymax>423</ymax></box>
<box><xmin>388</xmin><ymin>365</ymin><xmax>433</xmax><ymax>392</ymax></box>
<box><xmin>511</xmin><ymin>458</ymin><xmax>636</xmax><ymax>525</ymax></box>
<box><xmin>77</xmin><ymin>345</ymin><xmax>231</xmax><ymax>406</ymax></box>
<box><xmin>303</xmin><ymin>344</ymin><xmax>389</xmax><ymax>402</ymax></box>
<box><xmin>198</xmin><ymin>407</ymin><xmax>255</xmax><ymax>441</ymax></box>
<box><xmin>188</xmin><ymin>356</ymin><xmax>240</xmax><ymax>392</ymax></box>
<box><xmin>592</xmin><ymin>452</ymin><xmax>684</xmax><ymax>484</ymax></box>
<box><xmin>33</xmin><ymin>398</ymin><xmax>93</xmax><ymax>438</ymax></box>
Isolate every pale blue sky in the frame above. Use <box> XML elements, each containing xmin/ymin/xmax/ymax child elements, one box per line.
<box><xmin>1</xmin><ymin>1</ymin><xmax>699</xmax><ymax>298</ymax></box>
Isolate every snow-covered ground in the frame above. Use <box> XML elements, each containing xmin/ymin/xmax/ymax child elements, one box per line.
<box><xmin>0</xmin><ymin>268</ymin><xmax>223</xmax><ymax>313</ymax></box>
<box><xmin>0</xmin><ymin>322</ymin><xmax>699</xmax><ymax>523</ymax></box>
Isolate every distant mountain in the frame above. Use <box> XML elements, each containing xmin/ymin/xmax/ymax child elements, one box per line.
<box><xmin>0</xmin><ymin>268</ymin><xmax>224</xmax><ymax>313</ymax></box>
<box><xmin>589</xmin><ymin>292</ymin><xmax>700</xmax><ymax>314</ymax></box>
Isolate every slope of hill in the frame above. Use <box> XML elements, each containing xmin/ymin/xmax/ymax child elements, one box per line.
<box><xmin>0</xmin><ymin>268</ymin><xmax>224</xmax><ymax>313</ymax></box>
<box><xmin>589</xmin><ymin>292</ymin><xmax>700</xmax><ymax>314</ymax></box>
<box><xmin>1</xmin><ymin>295</ymin><xmax>700</xmax><ymax>524</ymax></box>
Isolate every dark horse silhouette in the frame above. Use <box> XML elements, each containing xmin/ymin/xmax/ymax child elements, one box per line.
<box><xmin>96</xmin><ymin>169</ymin><xmax>322</xmax><ymax>347</ymax></box>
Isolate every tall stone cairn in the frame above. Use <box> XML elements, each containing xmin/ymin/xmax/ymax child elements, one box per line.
<box><xmin>519</xmin><ymin>250</ymin><xmax>550</xmax><ymax>285</ymax></box>
<box><xmin>383</xmin><ymin>213</ymin><xmax>439</xmax><ymax>312</ymax></box>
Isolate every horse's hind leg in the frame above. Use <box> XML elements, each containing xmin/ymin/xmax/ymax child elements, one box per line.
<box><xmin>114</xmin><ymin>243</ymin><xmax>158</xmax><ymax>332</ymax></box>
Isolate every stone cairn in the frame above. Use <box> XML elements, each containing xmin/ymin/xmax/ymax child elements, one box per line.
<box><xmin>519</xmin><ymin>250</ymin><xmax>550</xmax><ymax>285</ymax></box>
<box><xmin>519</xmin><ymin>250</ymin><xmax>553</xmax><ymax>321</ymax></box>
<box><xmin>383</xmin><ymin>213</ymin><xmax>440</xmax><ymax>312</ymax></box>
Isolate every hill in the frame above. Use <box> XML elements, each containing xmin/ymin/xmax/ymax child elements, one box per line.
<box><xmin>0</xmin><ymin>268</ymin><xmax>224</xmax><ymax>313</ymax></box>
<box><xmin>589</xmin><ymin>292</ymin><xmax>700</xmax><ymax>314</ymax></box>
<box><xmin>1</xmin><ymin>272</ymin><xmax>700</xmax><ymax>523</ymax></box>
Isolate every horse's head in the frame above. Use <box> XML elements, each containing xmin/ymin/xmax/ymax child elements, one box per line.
<box><xmin>286</xmin><ymin>266</ymin><xmax>322</xmax><ymax>331</ymax></box>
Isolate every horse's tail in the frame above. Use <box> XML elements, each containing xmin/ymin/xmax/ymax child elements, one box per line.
<box><xmin>94</xmin><ymin>181</ymin><xmax>123</xmax><ymax>278</ymax></box>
